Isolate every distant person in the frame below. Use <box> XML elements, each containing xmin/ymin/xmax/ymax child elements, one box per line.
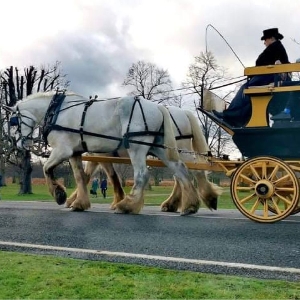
<box><xmin>213</xmin><ymin>28</ymin><xmax>290</xmax><ymax>127</ymax></box>
<box><xmin>100</xmin><ymin>178</ymin><xmax>108</xmax><ymax>199</ymax></box>
<box><xmin>91</xmin><ymin>177</ymin><xmax>99</xmax><ymax>197</ymax></box>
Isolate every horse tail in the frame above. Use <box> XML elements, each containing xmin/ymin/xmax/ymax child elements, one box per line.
<box><xmin>184</xmin><ymin>110</ymin><xmax>209</xmax><ymax>161</ymax></box>
<box><xmin>158</xmin><ymin>105</ymin><xmax>179</xmax><ymax>162</ymax></box>
<box><xmin>185</xmin><ymin>110</ymin><xmax>223</xmax><ymax>206</ymax></box>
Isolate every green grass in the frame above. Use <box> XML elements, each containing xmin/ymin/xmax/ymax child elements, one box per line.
<box><xmin>1</xmin><ymin>186</ymin><xmax>298</xmax><ymax>298</ymax></box>
<box><xmin>0</xmin><ymin>251</ymin><xmax>299</xmax><ymax>299</ymax></box>
<box><xmin>0</xmin><ymin>183</ymin><xmax>236</xmax><ymax>209</ymax></box>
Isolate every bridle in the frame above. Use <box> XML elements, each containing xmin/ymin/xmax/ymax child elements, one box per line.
<box><xmin>10</xmin><ymin>106</ymin><xmax>37</xmax><ymax>149</ymax></box>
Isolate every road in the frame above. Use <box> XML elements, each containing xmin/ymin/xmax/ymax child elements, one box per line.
<box><xmin>0</xmin><ymin>201</ymin><xmax>300</xmax><ymax>281</ymax></box>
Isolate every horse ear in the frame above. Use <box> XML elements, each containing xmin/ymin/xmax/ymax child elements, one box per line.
<box><xmin>2</xmin><ymin>105</ymin><xmax>15</xmax><ymax>114</ymax></box>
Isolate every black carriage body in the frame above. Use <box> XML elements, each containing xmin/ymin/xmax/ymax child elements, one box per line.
<box><xmin>232</xmin><ymin>126</ymin><xmax>300</xmax><ymax>159</ymax></box>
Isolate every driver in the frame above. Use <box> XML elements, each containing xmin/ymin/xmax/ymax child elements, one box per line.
<box><xmin>213</xmin><ymin>28</ymin><xmax>290</xmax><ymax>127</ymax></box>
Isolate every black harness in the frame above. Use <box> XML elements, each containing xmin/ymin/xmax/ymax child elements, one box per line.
<box><xmin>41</xmin><ymin>93</ymin><xmax>166</xmax><ymax>153</ymax></box>
<box><xmin>167</xmin><ymin>109</ymin><xmax>193</xmax><ymax>141</ymax></box>
<box><xmin>42</xmin><ymin>92</ymin><xmax>67</xmax><ymax>144</ymax></box>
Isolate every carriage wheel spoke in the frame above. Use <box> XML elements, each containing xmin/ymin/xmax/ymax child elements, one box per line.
<box><xmin>240</xmin><ymin>174</ymin><xmax>256</xmax><ymax>184</ymax></box>
<box><xmin>275</xmin><ymin>187</ymin><xmax>294</xmax><ymax>192</ymax></box>
<box><xmin>268</xmin><ymin>165</ymin><xmax>279</xmax><ymax>181</ymax></box>
<box><xmin>239</xmin><ymin>193</ymin><xmax>256</xmax><ymax>204</ymax></box>
<box><xmin>261</xmin><ymin>162</ymin><xmax>267</xmax><ymax>179</ymax></box>
<box><xmin>249</xmin><ymin>165</ymin><xmax>261</xmax><ymax>180</ymax></box>
<box><xmin>270</xmin><ymin>197</ymin><xmax>282</xmax><ymax>214</ymax></box>
<box><xmin>274</xmin><ymin>192</ymin><xmax>293</xmax><ymax>206</ymax></box>
<box><xmin>249</xmin><ymin>198</ymin><xmax>261</xmax><ymax>214</ymax></box>
<box><xmin>273</xmin><ymin>174</ymin><xmax>291</xmax><ymax>185</ymax></box>
<box><xmin>236</xmin><ymin>186</ymin><xmax>254</xmax><ymax>191</ymax></box>
<box><xmin>263</xmin><ymin>200</ymin><xmax>269</xmax><ymax>218</ymax></box>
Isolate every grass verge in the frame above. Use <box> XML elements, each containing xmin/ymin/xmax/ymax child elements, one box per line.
<box><xmin>0</xmin><ymin>183</ymin><xmax>235</xmax><ymax>209</ymax></box>
<box><xmin>0</xmin><ymin>251</ymin><xmax>299</xmax><ymax>299</ymax></box>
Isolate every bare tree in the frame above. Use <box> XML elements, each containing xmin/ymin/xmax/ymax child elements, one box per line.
<box><xmin>183</xmin><ymin>51</ymin><xmax>236</xmax><ymax>157</ymax></box>
<box><xmin>123</xmin><ymin>60</ymin><xmax>180</xmax><ymax>106</ymax></box>
<box><xmin>0</xmin><ymin>61</ymin><xmax>69</xmax><ymax>194</ymax></box>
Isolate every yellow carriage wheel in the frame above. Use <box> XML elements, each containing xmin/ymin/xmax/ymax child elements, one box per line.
<box><xmin>230</xmin><ymin>156</ymin><xmax>299</xmax><ymax>223</ymax></box>
<box><xmin>267</xmin><ymin>192</ymin><xmax>300</xmax><ymax>215</ymax></box>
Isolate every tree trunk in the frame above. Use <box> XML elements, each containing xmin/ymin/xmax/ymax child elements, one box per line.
<box><xmin>19</xmin><ymin>150</ymin><xmax>32</xmax><ymax>194</ymax></box>
<box><xmin>0</xmin><ymin>160</ymin><xmax>5</xmax><ymax>186</ymax></box>
<box><xmin>0</xmin><ymin>131</ymin><xmax>5</xmax><ymax>187</ymax></box>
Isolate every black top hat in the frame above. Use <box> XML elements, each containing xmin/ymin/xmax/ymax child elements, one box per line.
<box><xmin>261</xmin><ymin>28</ymin><xmax>284</xmax><ymax>40</ymax></box>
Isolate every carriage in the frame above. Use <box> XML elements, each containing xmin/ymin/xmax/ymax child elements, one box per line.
<box><xmin>82</xmin><ymin>62</ymin><xmax>300</xmax><ymax>223</ymax></box>
<box><xmin>198</xmin><ymin>62</ymin><xmax>300</xmax><ymax>223</ymax></box>
<box><xmin>7</xmin><ymin>62</ymin><xmax>300</xmax><ymax>223</ymax></box>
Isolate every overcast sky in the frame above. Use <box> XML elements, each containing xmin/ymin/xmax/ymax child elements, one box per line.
<box><xmin>1</xmin><ymin>0</ymin><xmax>299</xmax><ymax>99</ymax></box>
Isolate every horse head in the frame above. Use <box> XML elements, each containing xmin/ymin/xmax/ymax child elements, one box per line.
<box><xmin>6</xmin><ymin>104</ymin><xmax>36</xmax><ymax>150</ymax></box>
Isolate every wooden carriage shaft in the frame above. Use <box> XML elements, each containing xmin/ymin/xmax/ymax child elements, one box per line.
<box><xmin>81</xmin><ymin>155</ymin><xmax>241</xmax><ymax>175</ymax></box>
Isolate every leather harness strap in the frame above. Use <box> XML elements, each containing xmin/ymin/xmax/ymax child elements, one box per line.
<box><xmin>42</xmin><ymin>93</ymin><xmax>166</xmax><ymax>153</ymax></box>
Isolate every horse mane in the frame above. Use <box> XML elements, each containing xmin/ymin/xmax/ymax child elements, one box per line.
<box><xmin>25</xmin><ymin>91</ymin><xmax>78</xmax><ymax>101</ymax></box>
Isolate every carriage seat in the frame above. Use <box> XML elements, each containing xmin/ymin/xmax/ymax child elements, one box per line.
<box><xmin>247</xmin><ymin>82</ymin><xmax>275</xmax><ymax>89</ymax></box>
<box><xmin>242</xmin><ymin>63</ymin><xmax>300</xmax><ymax>128</ymax></box>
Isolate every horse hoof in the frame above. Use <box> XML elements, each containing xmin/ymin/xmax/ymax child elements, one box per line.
<box><xmin>71</xmin><ymin>206</ymin><xmax>85</xmax><ymax>212</ymax></box>
<box><xmin>161</xmin><ymin>205</ymin><xmax>178</xmax><ymax>213</ymax></box>
<box><xmin>110</xmin><ymin>204</ymin><xmax>117</xmax><ymax>210</ymax></box>
<box><xmin>211</xmin><ymin>198</ymin><xmax>218</xmax><ymax>210</ymax></box>
<box><xmin>161</xmin><ymin>206</ymin><xmax>169</xmax><ymax>212</ymax></box>
<box><xmin>114</xmin><ymin>208</ymin><xmax>128</xmax><ymax>214</ymax></box>
<box><xmin>55</xmin><ymin>188</ymin><xmax>67</xmax><ymax>205</ymax></box>
<box><xmin>180</xmin><ymin>208</ymin><xmax>197</xmax><ymax>216</ymax></box>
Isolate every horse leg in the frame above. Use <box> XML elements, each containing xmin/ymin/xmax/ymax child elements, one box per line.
<box><xmin>100</xmin><ymin>162</ymin><xmax>125</xmax><ymax>210</ymax></box>
<box><xmin>67</xmin><ymin>156</ymin><xmax>91</xmax><ymax>211</ymax></box>
<box><xmin>66</xmin><ymin>160</ymin><xmax>98</xmax><ymax>208</ymax></box>
<box><xmin>193</xmin><ymin>170</ymin><xmax>222</xmax><ymax>210</ymax></box>
<box><xmin>43</xmin><ymin>149</ymin><xmax>71</xmax><ymax>205</ymax></box>
<box><xmin>151</xmin><ymin>148</ymin><xmax>200</xmax><ymax>215</ymax></box>
<box><xmin>160</xmin><ymin>177</ymin><xmax>181</xmax><ymax>212</ymax></box>
<box><xmin>115</xmin><ymin>149</ymin><xmax>149</xmax><ymax>214</ymax></box>
<box><xmin>173</xmin><ymin>162</ymin><xmax>200</xmax><ymax>215</ymax></box>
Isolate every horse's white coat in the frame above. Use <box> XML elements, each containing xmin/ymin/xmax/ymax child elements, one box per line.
<box><xmin>11</xmin><ymin>91</ymin><xmax>200</xmax><ymax>214</ymax></box>
<box><xmin>73</xmin><ymin>107</ymin><xmax>222</xmax><ymax>213</ymax></box>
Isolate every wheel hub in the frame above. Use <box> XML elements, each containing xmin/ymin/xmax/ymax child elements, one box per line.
<box><xmin>255</xmin><ymin>180</ymin><xmax>274</xmax><ymax>198</ymax></box>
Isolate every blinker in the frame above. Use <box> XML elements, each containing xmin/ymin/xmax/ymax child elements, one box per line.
<box><xmin>9</xmin><ymin>116</ymin><xmax>19</xmax><ymax>126</ymax></box>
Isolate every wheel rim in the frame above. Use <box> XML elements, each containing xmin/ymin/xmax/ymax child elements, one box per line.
<box><xmin>231</xmin><ymin>156</ymin><xmax>299</xmax><ymax>223</ymax></box>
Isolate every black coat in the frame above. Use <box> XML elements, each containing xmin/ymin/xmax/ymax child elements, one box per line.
<box><xmin>256</xmin><ymin>40</ymin><xmax>289</xmax><ymax>66</ymax></box>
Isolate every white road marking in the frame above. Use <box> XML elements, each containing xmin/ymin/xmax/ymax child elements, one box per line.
<box><xmin>1</xmin><ymin>240</ymin><xmax>300</xmax><ymax>274</ymax></box>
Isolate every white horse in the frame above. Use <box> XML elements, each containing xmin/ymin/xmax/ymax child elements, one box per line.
<box><xmin>68</xmin><ymin>106</ymin><xmax>222</xmax><ymax>212</ymax></box>
<box><xmin>7</xmin><ymin>91</ymin><xmax>201</xmax><ymax>214</ymax></box>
